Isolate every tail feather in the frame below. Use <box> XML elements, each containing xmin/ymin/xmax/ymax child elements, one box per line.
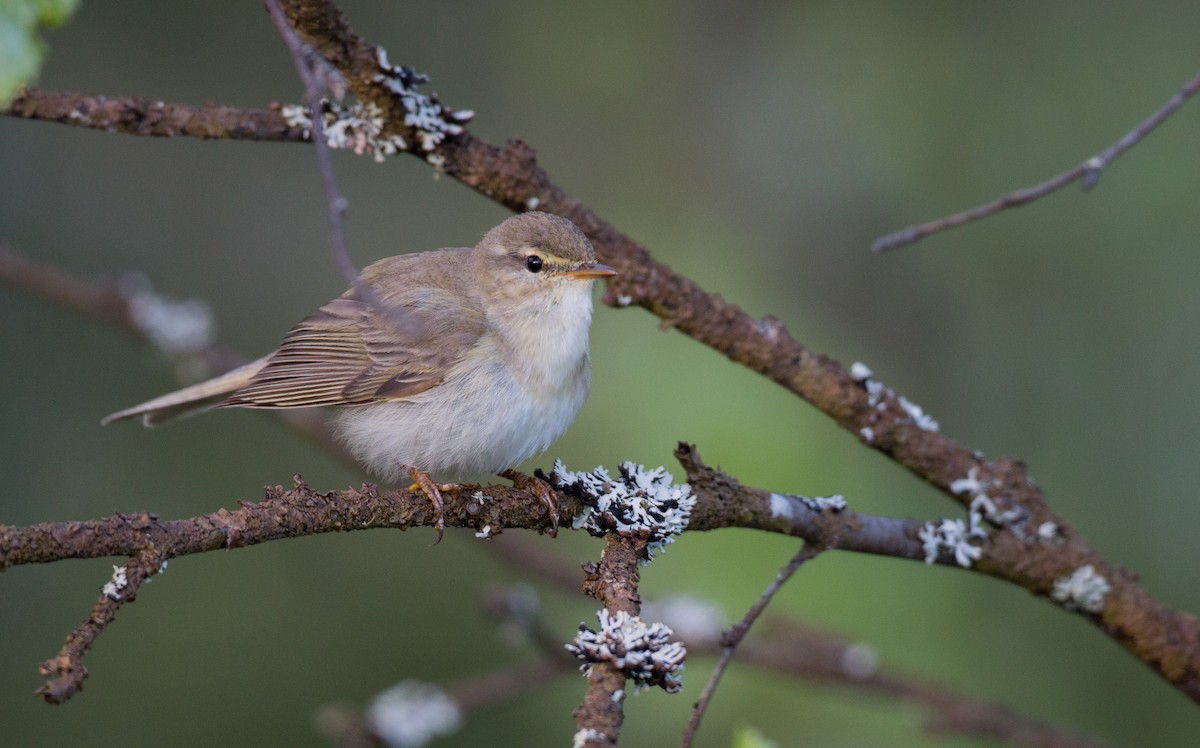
<box><xmin>101</xmin><ymin>356</ymin><xmax>270</xmax><ymax>427</ymax></box>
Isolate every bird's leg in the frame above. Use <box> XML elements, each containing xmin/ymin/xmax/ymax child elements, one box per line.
<box><xmin>499</xmin><ymin>469</ymin><xmax>559</xmax><ymax>537</ymax></box>
<box><xmin>406</xmin><ymin>466</ymin><xmax>457</xmax><ymax>543</ymax></box>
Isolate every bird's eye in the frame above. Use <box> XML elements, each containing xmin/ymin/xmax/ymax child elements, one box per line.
<box><xmin>525</xmin><ymin>255</ymin><xmax>544</xmax><ymax>273</ymax></box>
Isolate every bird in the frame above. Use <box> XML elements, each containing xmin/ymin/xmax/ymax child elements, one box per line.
<box><xmin>103</xmin><ymin>211</ymin><xmax>616</xmax><ymax>539</ymax></box>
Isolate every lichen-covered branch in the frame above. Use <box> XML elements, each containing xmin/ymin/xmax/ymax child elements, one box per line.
<box><xmin>36</xmin><ymin>549</ymin><xmax>168</xmax><ymax>704</ymax></box>
<box><xmin>676</xmin><ymin>443</ymin><xmax>1200</xmax><ymax>704</ymax></box>
<box><xmin>3</xmin><ymin>88</ymin><xmax>302</xmax><ymax>141</ymax></box>
<box><xmin>570</xmin><ymin>533</ymin><xmax>645</xmax><ymax>747</ymax></box>
<box><xmin>4</xmin><ymin>475</ymin><xmax>565</xmax><ymax>703</ymax></box>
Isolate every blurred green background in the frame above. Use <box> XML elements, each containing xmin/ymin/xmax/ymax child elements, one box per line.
<box><xmin>3</xmin><ymin>1</ymin><xmax>1199</xmax><ymax>745</ymax></box>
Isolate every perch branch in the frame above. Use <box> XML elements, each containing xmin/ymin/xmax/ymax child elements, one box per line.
<box><xmin>5</xmin><ymin>475</ymin><xmax>566</xmax><ymax>703</ymax></box>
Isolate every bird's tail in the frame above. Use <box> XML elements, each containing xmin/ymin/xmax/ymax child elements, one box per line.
<box><xmin>101</xmin><ymin>355</ymin><xmax>270</xmax><ymax>427</ymax></box>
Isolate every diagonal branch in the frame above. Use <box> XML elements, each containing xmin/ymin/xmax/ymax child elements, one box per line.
<box><xmin>872</xmin><ymin>69</ymin><xmax>1200</xmax><ymax>253</ymax></box>
<box><xmin>680</xmin><ymin>544</ymin><xmax>822</xmax><ymax>747</ymax></box>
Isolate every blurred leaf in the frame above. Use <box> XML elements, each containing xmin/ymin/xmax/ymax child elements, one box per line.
<box><xmin>732</xmin><ymin>725</ymin><xmax>778</xmax><ymax>748</ymax></box>
<box><xmin>0</xmin><ymin>0</ymin><xmax>80</xmax><ymax>104</ymax></box>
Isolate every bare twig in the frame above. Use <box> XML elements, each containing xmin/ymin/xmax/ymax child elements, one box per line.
<box><xmin>262</xmin><ymin>0</ymin><xmax>419</xmax><ymax>340</ymax></box>
<box><xmin>872</xmin><ymin>69</ymin><xmax>1200</xmax><ymax>253</ymax></box>
<box><xmin>680</xmin><ymin>545</ymin><xmax>822</xmax><ymax>747</ymax></box>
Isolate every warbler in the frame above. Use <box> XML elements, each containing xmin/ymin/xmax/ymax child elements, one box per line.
<box><xmin>104</xmin><ymin>212</ymin><xmax>616</xmax><ymax>538</ymax></box>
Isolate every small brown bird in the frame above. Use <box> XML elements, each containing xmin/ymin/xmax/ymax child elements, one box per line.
<box><xmin>104</xmin><ymin>212</ymin><xmax>616</xmax><ymax>538</ymax></box>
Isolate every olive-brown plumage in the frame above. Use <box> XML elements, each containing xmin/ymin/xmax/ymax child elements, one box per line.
<box><xmin>104</xmin><ymin>212</ymin><xmax>616</xmax><ymax>536</ymax></box>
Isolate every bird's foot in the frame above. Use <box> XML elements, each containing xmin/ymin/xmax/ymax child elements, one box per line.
<box><xmin>500</xmin><ymin>469</ymin><xmax>559</xmax><ymax>537</ymax></box>
<box><xmin>407</xmin><ymin>467</ymin><xmax>457</xmax><ymax>543</ymax></box>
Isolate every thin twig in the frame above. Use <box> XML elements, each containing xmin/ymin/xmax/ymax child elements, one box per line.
<box><xmin>262</xmin><ymin>0</ymin><xmax>419</xmax><ymax>338</ymax></box>
<box><xmin>680</xmin><ymin>544</ymin><xmax>822</xmax><ymax>747</ymax></box>
<box><xmin>872</xmin><ymin>69</ymin><xmax>1200</xmax><ymax>253</ymax></box>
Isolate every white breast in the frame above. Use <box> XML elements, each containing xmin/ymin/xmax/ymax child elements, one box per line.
<box><xmin>333</xmin><ymin>281</ymin><xmax>595</xmax><ymax>483</ymax></box>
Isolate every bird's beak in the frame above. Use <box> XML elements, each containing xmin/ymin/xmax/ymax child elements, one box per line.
<box><xmin>566</xmin><ymin>261</ymin><xmax>618</xmax><ymax>280</ymax></box>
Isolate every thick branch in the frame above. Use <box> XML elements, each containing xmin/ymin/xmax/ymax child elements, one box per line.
<box><xmin>677</xmin><ymin>443</ymin><xmax>1200</xmax><ymax>704</ymax></box>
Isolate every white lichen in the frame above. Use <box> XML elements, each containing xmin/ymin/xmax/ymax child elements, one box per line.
<box><xmin>281</xmin><ymin>101</ymin><xmax>408</xmax><ymax>162</ymax></box>
<box><xmin>474</xmin><ymin>524</ymin><xmax>493</xmax><ymax>539</ymax></box>
<box><xmin>525</xmin><ymin>196</ymin><xmax>541</xmax><ymax>210</ymax></box>
<box><xmin>124</xmin><ymin>280</ymin><xmax>215</xmax><ymax>356</ymax></box>
<box><xmin>953</xmin><ymin>467</ymin><xmax>1023</xmax><ymax>529</ymax></box>
<box><xmin>374</xmin><ymin>48</ymin><xmax>471</xmax><ymax>152</ymax></box>
<box><xmin>101</xmin><ymin>565</ymin><xmax>128</xmax><ymax>601</ymax></box>
<box><xmin>145</xmin><ymin>558</ymin><xmax>169</xmax><ymax>584</ymax></box>
<box><xmin>918</xmin><ymin>518</ymin><xmax>985</xmax><ymax>567</ymax></box>
<box><xmin>859</xmin><ymin>426</ymin><xmax>874</xmax><ymax>443</ymax></box>
<box><xmin>770</xmin><ymin>492</ymin><xmax>846</xmax><ymax>519</ymax></box>
<box><xmin>841</xmin><ymin>642</ymin><xmax>879</xmax><ymax>679</ymax></box>
<box><xmin>614</xmin><ymin>294</ymin><xmax>633</xmax><ymax>307</ymax></box>
<box><xmin>897</xmin><ymin>394</ymin><xmax>939</xmax><ymax>432</ymax></box>
<box><xmin>551</xmin><ymin>461</ymin><xmax>695</xmax><ymax>564</ymax></box>
<box><xmin>1037</xmin><ymin>521</ymin><xmax>1060</xmax><ymax>540</ymax></box>
<box><xmin>949</xmin><ymin>466</ymin><xmax>985</xmax><ymax>496</ymax></box>
<box><xmin>768</xmin><ymin>492</ymin><xmax>794</xmax><ymax>521</ymax></box>
<box><xmin>566</xmin><ymin>609</ymin><xmax>686</xmax><ymax>693</ymax></box>
<box><xmin>800</xmin><ymin>494</ymin><xmax>846</xmax><ymax>513</ymax></box>
<box><xmin>1051</xmin><ymin>565</ymin><xmax>1110</xmax><ymax>613</ymax></box>
<box><xmin>573</xmin><ymin>728</ymin><xmax>610</xmax><ymax>748</ymax></box>
<box><xmin>640</xmin><ymin>595</ymin><xmax>725</xmax><ymax>644</ymax></box>
<box><xmin>858</xmin><ymin>369</ymin><xmax>940</xmax><ymax>432</ymax></box>
<box><xmin>368</xmin><ymin>680</ymin><xmax>461</xmax><ymax>748</ymax></box>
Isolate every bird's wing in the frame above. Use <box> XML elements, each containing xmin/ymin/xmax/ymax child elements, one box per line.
<box><xmin>221</xmin><ymin>286</ymin><xmax>485</xmax><ymax>408</ymax></box>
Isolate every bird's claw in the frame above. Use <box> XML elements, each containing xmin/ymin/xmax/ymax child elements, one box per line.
<box><xmin>500</xmin><ymin>469</ymin><xmax>560</xmax><ymax>537</ymax></box>
<box><xmin>407</xmin><ymin>467</ymin><xmax>454</xmax><ymax>543</ymax></box>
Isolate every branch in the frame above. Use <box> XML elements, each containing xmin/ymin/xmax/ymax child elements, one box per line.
<box><xmin>677</xmin><ymin>443</ymin><xmax>1200</xmax><ymax>704</ymax></box>
<box><xmin>2</xmin><ymin>88</ymin><xmax>302</xmax><ymax>141</ymax></box>
<box><xmin>4</xmin><ymin>475</ymin><xmax>566</xmax><ymax>703</ymax></box>
<box><xmin>36</xmin><ymin>549</ymin><xmax>168</xmax><ymax>704</ymax></box>
<box><xmin>4</xmin><ymin>0</ymin><xmax>1198</xmax><ymax>713</ymax></box>
<box><xmin>681</xmin><ymin>544</ymin><xmax>822</xmax><ymax>747</ymax></box>
<box><xmin>872</xmin><ymin>69</ymin><xmax>1200</xmax><ymax>253</ymax></box>
<box><xmin>571</xmin><ymin>534</ymin><xmax>645</xmax><ymax>747</ymax></box>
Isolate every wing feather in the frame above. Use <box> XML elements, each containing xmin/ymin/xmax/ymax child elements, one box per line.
<box><xmin>220</xmin><ymin>270</ymin><xmax>485</xmax><ymax>408</ymax></box>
